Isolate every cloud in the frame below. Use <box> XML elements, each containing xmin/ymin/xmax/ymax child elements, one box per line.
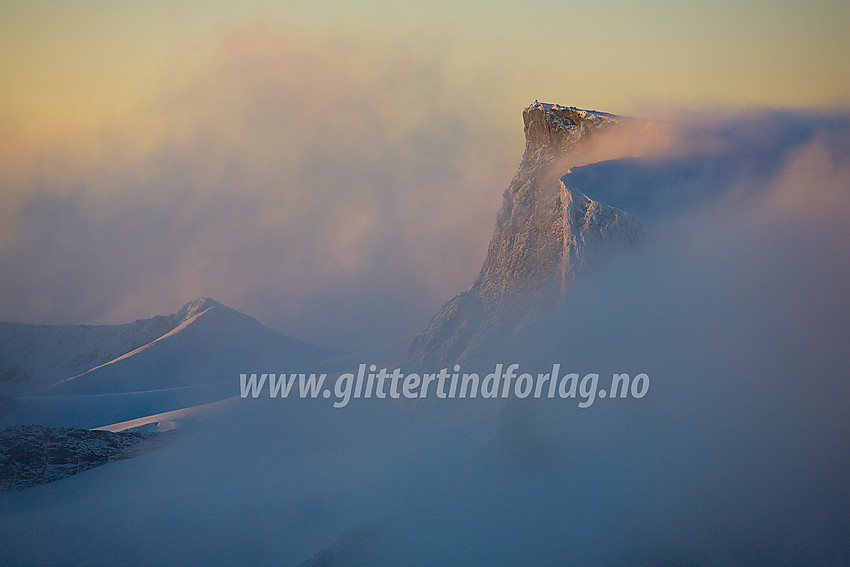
<box><xmin>0</xmin><ymin>23</ymin><xmax>520</xmax><ymax>349</ymax></box>
<box><xmin>2</xmin><ymin>82</ymin><xmax>849</xmax><ymax>563</ymax></box>
<box><xmin>1</xmin><ymin>19</ymin><xmax>848</xmax><ymax>358</ymax></box>
<box><xmin>488</xmin><ymin>120</ymin><xmax>850</xmax><ymax>562</ymax></box>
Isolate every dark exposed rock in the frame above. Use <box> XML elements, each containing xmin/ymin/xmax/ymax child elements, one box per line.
<box><xmin>0</xmin><ymin>424</ymin><xmax>154</xmax><ymax>490</ymax></box>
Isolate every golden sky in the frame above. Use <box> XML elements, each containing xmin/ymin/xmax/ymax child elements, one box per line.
<box><xmin>2</xmin><ymin>0</ymin><xmax>848</xmax><ymax>144</ymax></box>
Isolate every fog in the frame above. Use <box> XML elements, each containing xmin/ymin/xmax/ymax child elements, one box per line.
<box><xmin>1</xmin><ymin>19</ymin><xmax>849</xmax><ymax>564</ymax></box>
<box><xmin>1</xmin><ymin>106</ymin><xmax>848</xmax><ymax>565</ymax></box>
<box><xmin>0</xmin><ymin>25</ymin><xmax>520</xmax><ymax>350</ymax></box>
<box><xmin>498</xmin><ymin>124</ymin><xmax>850</xmax><ymax>563</ymax></box>
<box><xmin>2</xmin><ymin>23</ymin><xmax>844</xmax><ymax>359</ymax></box>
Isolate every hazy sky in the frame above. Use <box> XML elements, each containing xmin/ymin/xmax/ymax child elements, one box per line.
<box><xmin>1</xmin><ymin>0</ymin><xmax>848</xmax><ymax>349</ymax></box>
<box><xmin>2</xmin><ymin>0</ymin><xmax>847</xmax><ymax>135</ymax></box>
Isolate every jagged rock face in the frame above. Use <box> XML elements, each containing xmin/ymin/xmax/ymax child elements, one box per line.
<box><xmin>0</xmin><ymin>425</ymin><xmax>153</xmax><ymax>490</ymax></box>
<box><xmin>406</xmin><ymin>102</ymin><xmax>640</xmax><ymax>369</ymax></box>
<box><xmin>522</xmin><ymin>102</ymin><xmax>618</xmax><ymax>156</ymax></box>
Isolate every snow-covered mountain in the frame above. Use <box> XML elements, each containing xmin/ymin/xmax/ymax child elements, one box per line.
<box><xmin>406</xmin><ymin>102</ymin><xmax>641</xmax><ymax>369</ymax></box>
<box><xmin>0</xmin><ymin>298</ymin><xmax>343</xmax><ymax>428</ymax></box>
<box><xmin>0</xmin><ymin>308</ymin><xmax>186</xmax><ymax>397</ymax></box>
<box><xmin>0</xmin><ymin>103</ymin><xmax>848</xmax><ymax>566</ymax></box>
<box><xmin>41</xmin><ymin>297</ymin><xmax>342</xmax><ymax>396</ymax></box>
<box><xmin>0</xmin><ymin>297</ymin><xmax>282</xmax><ymax>396</ymax></box>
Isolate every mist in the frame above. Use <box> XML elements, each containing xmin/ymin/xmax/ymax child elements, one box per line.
<box><xmin>2</xmin><ymin>105</ymin><xmax>848</xmax><ymax>566</ymax></box>
<box><xmin>1</xmin><ymin>19</ymin><xmax>849</xmax><ymax>564</ymax></box>
<box><xmin>0</xmin><ymin>24</ymin><xmax>520</xmax><ymax>350</ymax></box>
<box><xmin>493</xmin><ymin>117</ymin><xmax>850</xmax><ymax>563</ymax></box>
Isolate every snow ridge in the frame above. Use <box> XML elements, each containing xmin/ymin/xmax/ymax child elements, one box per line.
<box><xmin>0</xmin><ymin>308</ymin><xmax>188</xmax><ymax>396</ymax></box>
<box><xmin>0</xmin><ymin>297</ymin><xmax>342</xmax><ymax>398</ymax></box>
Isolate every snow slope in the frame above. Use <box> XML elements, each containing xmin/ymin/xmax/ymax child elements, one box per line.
<box><xmin>0</xmin><ymin>298</ymin><xmax>343</xmax><ymax>429</ymax></box>
<box><xmin>0</xmin><ymin>311</ymin><xmax>181</xmax><ymax>397</ymax></box>
<box><xmin>41</xmin><ymin>298</ymin><xmax>342</xmax><ymax>396</ymax></box>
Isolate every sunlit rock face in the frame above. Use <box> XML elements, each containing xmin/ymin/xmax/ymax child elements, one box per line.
<box><xmin>406</xmin><ymin>102</ymin><xmax>640</xmax><ymax>369</ymax></box>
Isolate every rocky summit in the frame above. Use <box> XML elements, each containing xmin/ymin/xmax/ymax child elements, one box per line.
<box><xmin>406</xmin><ymin>102</ymin><xmax>641</xmax><ymax>369</ymax></box>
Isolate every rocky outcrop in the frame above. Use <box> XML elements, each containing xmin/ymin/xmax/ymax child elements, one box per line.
<box><xmin>0</xmin><ymin>425</ymin><xmax>153</xmax><ymax>490</ymax></box>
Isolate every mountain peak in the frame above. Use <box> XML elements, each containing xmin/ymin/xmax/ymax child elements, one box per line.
<box><xmin>36</xmin><ymin>297</ymin><xmax>343</xmax><ymax>398</ymax></box>
<box><xmin>175</xmin><ymin>297</ymin><xmax>226</xmax><ymax>321</ymax></box>
<box><xmin>405</xmin><ymin>102</ymin><xmax>639</xmax><ymax>369</ymax></box>
<box><xmin>522</xmin><ymin>101</ymin><xmax>620</xmax><ymax>154</ymax></box>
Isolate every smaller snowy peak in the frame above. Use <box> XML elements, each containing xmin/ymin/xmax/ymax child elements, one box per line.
<box><xmin>174</xmin><ymin>297</ymin><xmax>227</xmax><ymax>322</ymax></box>
<box><xmin>0</xmin><ymin>297</ymin><xmax>332</xmax><ymax>397</ymax></box>
<box><xmin>522</xmin><ymin>101</ymin><xmax>620</xmax><ymax>154</ymax></box>
<box><xmin>169</xmin><ymin>297</ymin><xmax>263</xmax><ymax>332</ymax></box>
<box><xmin>39</xmin><ymin>297</ymin><xmax>344</xmax><ymax>397</ymax></box>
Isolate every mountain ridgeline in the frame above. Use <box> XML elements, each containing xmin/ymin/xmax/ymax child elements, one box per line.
<box><xmin>0</xmin><ymin>297</ymin><xmax>343</xmax><ymax>399</ymax></box>
<box><xmin>406</xmin><ymin>102</ymin><xmax>642</xmax><ymax>370</ymax></box>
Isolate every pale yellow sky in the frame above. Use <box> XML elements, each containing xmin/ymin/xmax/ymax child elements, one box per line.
<box><xmin>1</xmin><ymin>0</ymin><xmax>848</xmax><ymax>146</ymax></box>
